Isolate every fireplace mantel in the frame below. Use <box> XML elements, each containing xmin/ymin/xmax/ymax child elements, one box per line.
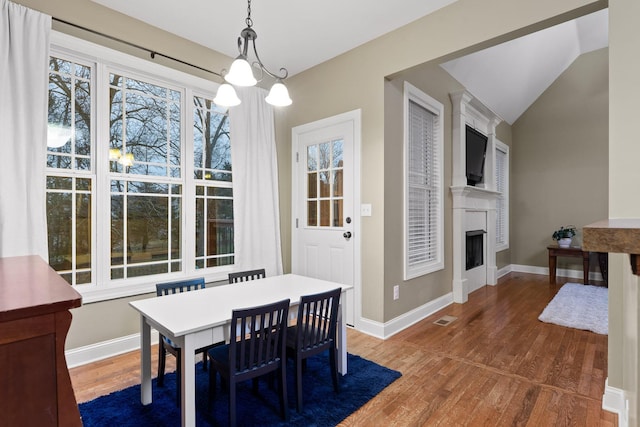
<box><xmin>451</xmin><ymin>185</ymin><xmax>500</xmax><ymax>209</ymax></box>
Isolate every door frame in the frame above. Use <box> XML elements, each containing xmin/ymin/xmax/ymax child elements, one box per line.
<box><xmin>291</xmin><ymin>109</ymin><xmax>362</xmax><ymax>329</ymax></box>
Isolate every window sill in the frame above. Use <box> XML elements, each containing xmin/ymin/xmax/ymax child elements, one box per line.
<box><xmin>75</xmin><ymin>269</ymin><xmax>233</xmax><ymax>304</ymax></box>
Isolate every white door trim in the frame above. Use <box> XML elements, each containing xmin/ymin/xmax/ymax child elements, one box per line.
<box><xmin>291</xmin><ymin>109</ymin><xmax>362</xmax><ymax>330</ymax></box>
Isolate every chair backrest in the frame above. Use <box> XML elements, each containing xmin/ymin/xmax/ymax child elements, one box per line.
<box><xmin>228</xmin><ymin>268</ymin><xmax>266</xmax><ymax>284</ymax></box>
<box><xmin>156</xmin><ymin>277</ymin><xmax>206</xmax><ymax>296</ymax></box>
<box><xmin>294</xmin><ymin>288</ymin><xmax>341</xmax><ymax>353</ymax></box>
<box><xmin>229</xmin><ymin>299</ymin><xmax>290</xmax><ymax>378</ymax></box>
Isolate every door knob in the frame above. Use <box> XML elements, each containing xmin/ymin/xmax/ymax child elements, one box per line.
<box><xmin>343</xmin><ymin>231</ymin><xmax>352</xmax><ymax>239</ymax></box>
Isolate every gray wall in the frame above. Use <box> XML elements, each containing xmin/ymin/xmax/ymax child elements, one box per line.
<box><xmin>382</xmin><ymin>63</ymin><xmax>514</xmax><ymax>320</ymax></box>
<box><xmin>511</xmin><ymin>48</ymin><xmax>609</xmax><ymax>273</ymax></box>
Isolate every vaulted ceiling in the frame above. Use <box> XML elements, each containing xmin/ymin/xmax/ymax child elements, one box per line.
<box><xmin>91</xmin><ymin>0</ymin><xmax>608</xmax><ymax>124</ymax></box>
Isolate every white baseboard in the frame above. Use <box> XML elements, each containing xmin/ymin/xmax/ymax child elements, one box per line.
<box><xmin>65</xmin><ymin>331</ymin><xmax>159</xmax><ymax>369</ymax></box>
<box><xmin>497</xmin><ymin>265</ymin><xmax>512</xmax><ymax>279</ymax></box>
<box><xmin>510</xmin><ymin>264</ymin><xmax>604</xmax><ymax>282</ymax></box>
<box><xmin>602</xmin><ymin>378</ymin><xmax>628</xmax><ymax>427</ymax></box>
<box><xmin>358</xmin><ymin>292</ymin><xmax>453</xmax><ymax>340</ymax></box>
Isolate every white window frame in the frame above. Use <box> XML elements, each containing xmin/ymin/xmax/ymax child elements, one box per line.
<box><xmin>403</xmin><ymin>82</ymin><xmax>444</xmax><ymax>280</ymax></box>
<box><xmin>495</xmin><ymin>139</ymin><xmax>509</xmax><ymax>251</ymax></box>
<box><xmin>49</xmin><ymin>32</ymin><xmax>234</xmax><ymax>303</ymax></box>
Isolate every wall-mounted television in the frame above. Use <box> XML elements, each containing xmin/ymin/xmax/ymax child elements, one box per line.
<box><xmin>466</xmin><ymin>125</ymin><xmax>488</xmax><ymax>186</ymax></box>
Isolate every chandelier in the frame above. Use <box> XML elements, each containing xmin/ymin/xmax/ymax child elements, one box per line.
<box><xmin>214</xmin><ymin>0</ymin><xmax>292</xmax><ymax>107</ymax></box>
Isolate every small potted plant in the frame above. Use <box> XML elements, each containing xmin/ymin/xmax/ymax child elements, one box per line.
<box><xmin>552</xmin><ymin>225</ymin><xmax>577</xmax><ymax>248</ymax></box>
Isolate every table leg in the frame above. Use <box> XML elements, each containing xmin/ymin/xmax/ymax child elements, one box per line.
<box><xmin>180</xmin><ymin>335</ymin><xmax>196</xmax><ymax>427</ymax></box>
<box><xmin>337</xmin><ymin>300</ymin><xmax>348</xmax><ymax>375</ymax></box>
<box><xmin>548</xmin><ymin>253</ymin><xmax>557</xmax><ymax>284</ymax></box>
<box><xmin>140</xmin><ymin>317</ymin><xmax>152</xmax><ymax>405</ymax></box>
<box><xmin>583</xmin><ymin>252</ymin><xmax>590</xmax><ymax>284</ymax></box>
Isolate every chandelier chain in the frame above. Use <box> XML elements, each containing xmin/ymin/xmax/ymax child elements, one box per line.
<box><xmin>246</xmin><ymin>0</ymin><xmax>253</xmax><ymax>28</ymax></box>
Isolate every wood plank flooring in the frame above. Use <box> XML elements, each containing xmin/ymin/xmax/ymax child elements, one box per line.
<box><xmin>69</xmin><ymin>272</ymin><xmax>617</xmax><ymax>426</ymax></box>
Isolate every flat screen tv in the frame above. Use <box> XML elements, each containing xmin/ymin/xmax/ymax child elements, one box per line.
<box><xmin>466</xmin><ymin>125</ymin><xmax>488</xmax><ymax>186</ymax></box>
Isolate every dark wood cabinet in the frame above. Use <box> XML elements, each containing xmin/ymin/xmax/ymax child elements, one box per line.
<box><xmin>0</xmin><ymin>255</ymin><xmax>82</xmax><ymax>426</ymax></box>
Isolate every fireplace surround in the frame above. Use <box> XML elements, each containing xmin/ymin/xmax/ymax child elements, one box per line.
<box><xmin>450</xmin><ymin>90</ymin><xmax>501</xmax><ymax>303</ymax></box>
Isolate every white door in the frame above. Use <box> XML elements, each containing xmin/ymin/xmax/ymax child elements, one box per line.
<box><xmin>292</xmin><ymin>110</ymin><xmax>360</xmax><ymax>327</ymax></box>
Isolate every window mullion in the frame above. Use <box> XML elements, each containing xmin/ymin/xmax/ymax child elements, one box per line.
<box><xmin>183</xmin><ymin>88</ymin><xmax>196</xmax><ymax>275</ymax></box>
<box><xmin>95</xmin><ymin>62</ymin><xmax>110</xmax><ymax>287</ymax></box>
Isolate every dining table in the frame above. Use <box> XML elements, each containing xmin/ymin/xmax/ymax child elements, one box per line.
<box><xmin>129</xmin><ymin>273</ymin><xmax>353</xmax><ymax>427</ymax></box>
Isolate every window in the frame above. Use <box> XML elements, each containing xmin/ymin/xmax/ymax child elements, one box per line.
<box><xmin>193</xmin><ymin>96</ymin><xmax>234</xmax><ymax>268</ymax></box>
<box><xmin>306</xmin><ymin>140</ymin><xmax>344</xmax><ymax>227</ymax></box>
<box><xmin>495</xmin><ymin>140</ymin><xmax>509</xmax><ymax>251</ymax></box>
<box><xmin>46</xmin><ymin>32</ymin><xmax>234</xmax><ymax>301</ymax></box>
<box><xmin>46</xmin><ymin>56</ymin><xmax>94</xmax><ymax>286</ymax></box>
<box><xmin>403</xmin><ymin>82</ymin><xmax>444</xmax><ymax>280</ymax></box>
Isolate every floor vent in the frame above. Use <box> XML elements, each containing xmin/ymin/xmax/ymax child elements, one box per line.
<box><xmin>434</xmin><ymin>315</ymin><xmax>457</xmax><ymax>326</ymax></box>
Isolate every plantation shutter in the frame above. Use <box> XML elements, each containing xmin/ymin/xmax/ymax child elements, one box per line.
<box><xmin>407</xmin><ymin>99</ymin><xmax>439</xmax><ymax>267</ymax></box>
<box><xmin>495</xmin><ymin>145</ymin><xmax>507</xmax><ymax>246</ymax></box>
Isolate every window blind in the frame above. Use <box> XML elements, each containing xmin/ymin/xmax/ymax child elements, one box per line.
<box><xmin>407</xmin><ymin>99</ymin><xmax>439</xmax><ymax>266</ymax></box>
<box><xmin>495</xmin><ymin>146</ymin><xmax>507</xmax><ymax>246</ymax></box>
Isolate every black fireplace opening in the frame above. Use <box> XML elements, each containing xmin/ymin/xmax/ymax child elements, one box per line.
<box><xmin>466</xmin><ymin>230</ymin><xmax>485</xmax><ymax>270</ymax></box>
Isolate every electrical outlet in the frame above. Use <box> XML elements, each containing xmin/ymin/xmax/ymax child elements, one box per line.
<box><xmin>393</xmin><ymin>285</ymin><xmax>399</xmax><ymax>300</ymax></box>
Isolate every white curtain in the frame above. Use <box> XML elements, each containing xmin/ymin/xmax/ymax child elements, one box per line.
<box><xmin>0</xmin><ymin>0</ymin><xmax>50</xmax><ymax>260</ymax></box>
<box><xmin>229</xmin><ymin>87</ymin><xmax>283</xmax><ymax>276</ymax></box>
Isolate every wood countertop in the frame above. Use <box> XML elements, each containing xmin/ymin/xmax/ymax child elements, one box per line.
<box><xmin>583</xmin><ymin>219</ymin><xmax>640</xmax><ymax>275</ymax></box>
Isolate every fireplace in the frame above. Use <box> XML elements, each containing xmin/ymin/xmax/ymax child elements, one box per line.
<box><xmin>466</xmin><ymin>230</ymin><xmax>485</xmax><ymax>270</ymax></box>
<box><xmin>450</xmin><ymin>90</ymin><xmax>501</xmax><ymax>303</ymax></box>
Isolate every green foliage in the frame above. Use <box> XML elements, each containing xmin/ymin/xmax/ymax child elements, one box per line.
<box><xmin>552</xmin><ymin>225</ymin><xmax>577</xmax><ymax>241</ymax></box>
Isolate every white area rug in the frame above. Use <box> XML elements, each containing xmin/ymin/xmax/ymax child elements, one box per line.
<box><xmin>538</xmin><ymin>283</ymin><xmax>608</xmax><ymax>335</ymax></box>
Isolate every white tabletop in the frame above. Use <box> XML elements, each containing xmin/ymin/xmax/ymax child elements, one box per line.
<box><xmin>130</xmin><ymin>273</ymin><xmax>351</xmax><ymax>337</ymax></box>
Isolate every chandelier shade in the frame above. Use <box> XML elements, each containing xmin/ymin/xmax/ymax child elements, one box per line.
<box><xmin>265</xmin><ymin>80</ymin><xmax>292</xmax><ymax>107</ymax></box>
<box><xmin>225</xmin><ymin>56</ymin><xmax>257</xmax><ymax>87</ymax></box>
<box><xmin>214</xmin><ymin>0</ymin><xmax>291</xmax><ymax>107</ymax></box>
<box><xmin>213</xmin><ymin>83</ymin><xmax>241</xmax><ymax>107</ymax></box>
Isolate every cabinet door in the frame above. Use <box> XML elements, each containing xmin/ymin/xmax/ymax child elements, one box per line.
<box><xmin>0</xmin><ymin>316</ymin><xmax>58</xmax><ymax>426</ymax></box>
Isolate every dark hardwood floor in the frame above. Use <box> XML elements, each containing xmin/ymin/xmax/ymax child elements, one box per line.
<box><xmin>69</xmin><ymin>272</ymin><xmax>616</xmax><ymax>426</ymax></box>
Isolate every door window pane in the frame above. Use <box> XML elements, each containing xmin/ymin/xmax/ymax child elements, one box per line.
<box><xmin>305</xmin><ymin>138</ymin><xmax>344</xmax><ymax>228</ymax></box>
<box><xmin>307</xmin><ymin>201</ymin><xmax>317</xmax><ymax>226</ymax></box>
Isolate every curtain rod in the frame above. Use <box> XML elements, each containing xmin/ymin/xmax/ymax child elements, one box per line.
<box><xmin>52</xmin><ymin>17</ymin><xmax>222</xmax><ymax>78</ymax></box>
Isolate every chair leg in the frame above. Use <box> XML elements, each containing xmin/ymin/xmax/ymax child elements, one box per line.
<box><xmin>279</xmin><ymin>364</ymin><xmax>289</xmax><ymax>421</ymax></box>
<box><xmin>157</xmin><ymin>343</ymin><xmax>166</xmax><ymax>387</ymax></box>
<box><xmin>330</xmin><ymin>346</ymin><xmax>340</xmax><ymax>393</ymax></box>
<box><xmin>229</xmin><ymin>381</ymin><xmax>237</xmax><ymax>427</ymax></box>
<box><xmin>208</xmin><ymin>368</ymin><xmax>217</xmax><ymax>410</ymax></box>
<box><xmin>295</xmin><ymin>356</ymin><xmax>304</xmax><ymax>413</ymax></box>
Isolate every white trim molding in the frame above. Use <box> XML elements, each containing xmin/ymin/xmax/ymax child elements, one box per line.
<box><xmin>510</xmin><ymin>264</ymin><xmax>605</xmax><ymax>282</ymax></box>
<box><xmin>357</xmin><ymin>292</ymin><xmax>453</xmax><ymax>340</ymax></box>
<box><xmin>66</xmin><ymin>331</ymin><xmax>159</xmax><ymax>368</ymax></box>
<box><xmin>602</xmin><ymin>378</ymin><xmax>628</xmax><ymax>427</ymax></box>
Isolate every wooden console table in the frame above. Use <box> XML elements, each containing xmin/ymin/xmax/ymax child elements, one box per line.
<box><xmin>0</xmin><ymin>255</ymin><xmax>82</xmax><ymax>426</ymax></box>
<box><xmin>547</xmin><ymin>245</ymin><xmax>590</xmax><ymax>284</ymax></box>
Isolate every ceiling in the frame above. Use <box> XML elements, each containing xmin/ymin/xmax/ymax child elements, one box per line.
<box><xmin>91</xmin><ymin>0</ymin><xmax>608</xmax><ymax>125</ymax></box>
<box><xmin>441</xmin><ymin>9</ymin><xmax>608</xmax><ymax>124</ymax></box>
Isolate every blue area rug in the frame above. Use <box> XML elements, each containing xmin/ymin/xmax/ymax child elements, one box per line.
<box><xmin>79</xmin><ymin>352</ymin><xmax>401</xmax><ymax>426</ymax></box>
